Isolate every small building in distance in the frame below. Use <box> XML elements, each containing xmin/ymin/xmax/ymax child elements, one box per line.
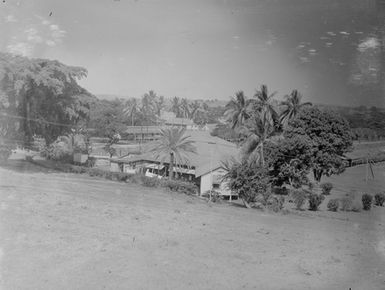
<box><xmin>124</xmin><ymin>111</ymin><xmax>208</xmax><ymax>143</ymax></box>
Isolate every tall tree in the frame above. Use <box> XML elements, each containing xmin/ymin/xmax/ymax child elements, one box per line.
<box><xmin>224</xmin><ymin>91</ymin><xmax>251</xmax><ymax>129</ymax></box>
<box><xmin>0</xmin><ymin>52</ymin><xmax>95</xmax><ymax>147</ymax></box>
<box><xmin>280</xmin><ymin>90</ymin><xmax>312</xmax><ymax>124</ymax></box>
<box><xmin>123</xmin><ymin>98</ymin><xmax>139</xmax><ymax>126</ymax></box>
<box><xmin>147</xmin><ymin>127</ymin><xmax>196</xmax><ymax>179</ymax></box>
<box><xmin>241</xmin><ymin>108</ymin><xmax>281</xmax><ymax>166</ymax></box>
<box><xmin>253</xmin><ymin>85</ymin><xmax>279</xmax><ymax>129</ymax></box>
<box><xmin>286</xmin><ymin>107</ymin><xmax>353</xmax><ymax>182</ymax></box>
<box><xmin>181</xmin><ymin>98</ymin><xmax>190</xmax><ymax>118</ymax></box>
<box><xmin>171</xmin><ymin>96</ymin><xmax>182</xmax><ymax>117</ymax></box>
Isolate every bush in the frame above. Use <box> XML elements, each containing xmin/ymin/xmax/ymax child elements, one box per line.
<box><xmin>374</xmin><ymin>193</ymin><xmax>385</xmax><ymax>206</ymax></box>
<box><xmin>320</xmin><ymin>182</ymin><xmax>333</xmax><ymax>195</ymax></box>
<box><xmin>362</xmin><ymin>194</ymin><xmax>373</xmax><ymax>210</ymax></box>
<box><xmin>141</xmin><ymin>176</ymin><xmax>160</xmax><ymax>187</ymax></box>
<box><xmin>291</xmin><ymin>189</ymin><xmax>307</xmax><ymax>210</ymax></box>
<box><xmin>351</xmin><ymin>201</ymin><xmax>362</xmax><ymax>212</ymax></box>
<box><xmin>327</xmin><ymin>199</ymin><xmax>339</xmax><ymax>212</ymax></box>
<box><xmin>268</xmin><ymin>196</ymin><xmax>285</xmax><ymax>212</ymax></box>
<box><xmin>273</xmin><ymin>187</ymin><xmax>289</xmax><ymax>195</ymax></box>
<box><xmin>308</xmin><ymin>193</ymin><xmax>325</xmax><ymax>211</ymax></box>
<box><xmin>202</xmin><ymin>190</ymin><xmax>222</xmax><ymax>202</ymax></box>
<box><xmin>161</xmin><ymin>179</ymin><xmax>197</xmax><ymax>195</ymax></box>
<box><xmin>0</xmin><ymin>145</ymin><xmax>12</xmax><ymax>162</ymax></box>
<box><xmin>88</xmin><ymin>168</ymin><xmax>105</xmax><ymax>177</ymax></box>
<box><xmin>340</xmin><ymin>196</ymin><xmax>353</xmax><ymax>211</ymax></box>
<box><xmin>224</xmin><ymin>162</ymin><xmax>270</xmax><ymax>208</ymax></box>
<box><xmin>116</xmin><ymin>172</ymin><xmax>131</xmax><ymax>182</ymax></box>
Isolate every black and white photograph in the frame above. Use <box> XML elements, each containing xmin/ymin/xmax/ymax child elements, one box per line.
<box><xmin>1</xmin><ymin>0</ymin><xmax>385</xmax><ymax>289</ymax></box>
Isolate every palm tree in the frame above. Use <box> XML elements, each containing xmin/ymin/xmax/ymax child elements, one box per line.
<box><xmin>253</xmin><ymin>85</ymin><xmax>279</xmax><ymax>128</ymax></box>
<box><xmin>224</xmin><ymin>91</ymin><xmax>252</xmax><ymax>129</ymax></box>
<box><xmin>147</xmin><ymin>127</ymin><xmax>197</xmax><ymax>179</ymax></box>
<box><xmin>171</xmin><ymin>96</ymin><xmax>182</xmax><ymax>117</ymax></box>
<box><xmin>280</xmin><ymin>89</ymin><xmax>312</xmax><ymax>124</ymax></box>
<box><xmin>123</xmin><ymin>98</ymin><xmax>139</xmax><ymax>126</ymax></box>
<box><xmin>181</xmin><ymin>98</ymin><xmax>190</xmax><ymax>118</ymax></box>
<box><xmin>188</xmin><ymin>100</ymin><xmax>202</xmax><ymax>120</ymax></box>
<box><xmin>241</xmin><ymin>109</ymin><xmax>281</xmax><ymax>166</ymax></box>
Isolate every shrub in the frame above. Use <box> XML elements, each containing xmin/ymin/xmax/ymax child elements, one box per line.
<box><xmin>202</xmin><ymin>190</ymin><xmax>222</xmax><ymax>202</ymax></box>
<box><xmin>351</xmin><ymin>201</ymin><xmax>362</xmax><ymax>212</ymax></box>
<box><xmin>327</xmin><ymin>199</ymin><xmax>339</xmax><ymax>212</ymax></box>
<box><xmin>0</xmin><ymin>145</ymin><xmax>12</xmax><ymax>162</ymax></box>
<box><xmin>340</xmin><ymin>196</ymin><xmax>353</xmax><ymax>211</ymax></box>
<box><xmin>268</xmin><ymin>196</ymin><xmax>285</xmax><ymax>212</ymax></box>
<box><xmin>308</xmin><ymin>193</ymin><xmax>325</xmax><ymax>211</ymax></box>
<box><xmin>224</xmin><ymin>162</ymin><xmax>270</xmax><ymax>208</ymax></box>
<box><xmin>362</xmin><ymin>194</ymin><xmax>373</xmax><ymax>210</ymax></box>
<box><xmin>88</xmin><ymin>168</ymin><xmax>105</xmax><ymax>177</ymax></box>
<box><xmin>320</xmin><ymin>182</ymin><xmax>333</xmax><ymax>195</ymax></box>
<box><xmin>374</xmin><ymin>193</ymin><xmax>385</xmax><ymax>206</ymax></box>
<box><xmin>160</xmin><ymin>179</ymin><xmax>197</xmax><ymax>195</ymax></box>
<box><xmin>141</xmin><ymin>176</ymin><xmax>160</xmax><ymax>187</ymax></box>
<box><xmin>291</xmin><ymin>189</ymin><xmax>307</xmax><ymax>210</ymax></box>
<box><xmin>116</xmin><ymin>172</ymin><xmax>131</xmax><ymax>182</ymax></box>
<box><xmin>273</xmin><ymin>187</ymin><xmax>289</xmax><ymax>195</ymax></box>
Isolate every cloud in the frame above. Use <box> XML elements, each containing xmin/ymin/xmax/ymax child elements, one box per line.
<box><xmin>5</xmin><ymin>15</ymin><xmax>17</xmax><ymax>23</ymax></box>
<box><xmin>46</xmin><ymin>40</ymin><xmax>56</xmax><ymax>47</ymax></box>
<box><xmin>25</xmin><ymin>28</ymin><xmax>43</xmax><ymax>43</ymax></box>
<box><xmin>6</xmin><ymin>42</ymin><xmax>33</xmax><ymax>57</ymax></box>
<box><xmin>358</xmin><ymin>37</ymin><xmax>380</xmax><ymax>52</ymax></box>
<box><xmin>49</xmin><ymin>23</ymin><xmax>66</xmax><ymax>43</ymax></box>
<box><xmin>4</xmin><ymin>15</ymin><xmax>67</xmax><ymax>56</ymax></box>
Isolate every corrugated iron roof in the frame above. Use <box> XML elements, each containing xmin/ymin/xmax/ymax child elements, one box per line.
<box><xmin>124</xmin><ymin>130</ymin><xmax>239</xmax><ymax>177</ymax></box>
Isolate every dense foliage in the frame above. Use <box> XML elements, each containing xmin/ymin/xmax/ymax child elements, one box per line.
<box><xmin>361</xmin><ymin>194</ymin><xmax>373</xmax><ymax>210</ymax></box>
<box><xmin>224</xmin><ymin>160</ymin><xmax>271</xmax><ymax>208</ymax></box>
<box><xmin>286</xmin><ymin>107</ymin><xmax>353</xmax><ymax>182</ymax></box>
<box><xmin>374</xmin><ymin>193</ymin><xmax>385</xmax><ymax>206</ymax></box>
<box><xmin>0</xmin><ymin>53</ymin><xmax>95</xmax><ymax>148</ymax></box>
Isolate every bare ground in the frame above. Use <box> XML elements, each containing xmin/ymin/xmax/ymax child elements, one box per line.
<box><xmin>0</xmin><ymin>161</ymin><xmax>384</xmax><ymax>290</ymax></box>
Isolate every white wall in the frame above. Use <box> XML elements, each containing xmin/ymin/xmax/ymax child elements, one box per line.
<box><xmin>199</xmin><ymin>168</ymin><xmax>231</xmax><ymax>196</ymax></box>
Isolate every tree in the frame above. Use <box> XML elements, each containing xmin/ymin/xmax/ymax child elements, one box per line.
<box><xmin>171</xmin><ymin>96</ymin><xmax>182</xmax><ymax>117</ymax></box>
<box><xmin>224</xmin><ymin>91</ymin><xmax>252</xmax><ymax>129</ymax></box>
<box><xmin>88</xmin><ymin>98</ymin><xmax>127</xmax><ymax>137</ymax></box>
<box><xmin>223</xmin><ymin>159</ymin><xmax>271</xmax><ymax>208</ymax></box>
<box><xmin>181</xmin><ymin>98</ymin><xmax>190</xmax><ymax>118</ymax></box>
<box><xmin>241</xmin><ymin>108</ymin><xmax>282</xmax><ymax>166</ymax></box>
<box><xmin>147</xmin><ymin>127</ymin><xmax>196</xmax><ymax>179</ymax></box>
<box><xmin>286</xmin><ymin>107</ymin><xmax>353</xmax><ymax>182</ymax></box>
<box><xmin>138</xmin><ymin>90</ymin><xmax>163</xmax><ymax>125</ymax></box>
<box><xmin>123</xmin><ymin>98</ymin><xmax>139</xmax><ymax>126</ymax></box>
<box><xmin>265</xmin><ymin>136</ymin><xmax>313</xmax><ymax>188</ymax></box>
<box><xmin>253</xmin><ymin>85</ymin><xmax>279</xmax><ymax>128</ymax></box>
<box><xmin>103</xmin><ymin>133</ymin><xmax>121</xmax><ymax>158</ymax></box>
<box><xmin>280</xmin><ymin>90</ymin><xmax>312</xmax><ymax>124</ymax></box>
<box><xmin>0</xmin><ymin>53</ymin><xmax>95</xmax><ymax>148</ymax></box>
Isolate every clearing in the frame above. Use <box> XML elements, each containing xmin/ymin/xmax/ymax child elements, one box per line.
<box><xmin>0</xmin><ymin>161</ymin><xmax>384</xmax><ymax>289</ymax></box>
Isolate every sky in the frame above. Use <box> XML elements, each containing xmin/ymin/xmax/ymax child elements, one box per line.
<box><xmin>1</xmin><ymin>0</ymin><xmax>385</xmax><ymax>107</ymax></box>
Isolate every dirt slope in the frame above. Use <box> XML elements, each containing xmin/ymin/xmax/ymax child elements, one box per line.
<box><xmin>0</xmin><ymin>161</ymin><xmax>384</xmax><ymax>289</ymax></box>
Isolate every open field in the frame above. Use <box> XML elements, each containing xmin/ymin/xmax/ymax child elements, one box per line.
<box><xmin>0</xmin><ymin>160</ymin><xmax>385</xmax><ymax>289</ymax></box>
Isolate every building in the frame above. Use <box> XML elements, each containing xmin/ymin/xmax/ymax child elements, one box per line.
<box><xmin>124</xmin><ymin>111</ymin><xmax>208</xmax><ymax>143</ymax></box>
<box><xmin>110</xmin><ymin>130</ymin><xmax>239</xmax><ymax>198</ymax></box>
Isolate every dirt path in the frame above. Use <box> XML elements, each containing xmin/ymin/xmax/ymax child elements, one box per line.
<box><xmin>0</xmin><ymin>161</ymin><xmax>384</xmax><ymax>289</ymax></box>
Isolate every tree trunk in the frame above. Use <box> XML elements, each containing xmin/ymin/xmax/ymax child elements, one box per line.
<box><xmin>24</xmin><ymin>93</ymin><xmax>32</xmax><ymax>148</ymax></box>
<box><xmin>169</xmin><ymin>152</ymin><xmax>174</xmax><ymax>180</ymax></box>
<box><xmin>313</xmin><ymin>169</ymin><xmax>322</xmax><ymax>183</ymax></box>
<box><xmin>260</xmin><ymin>142</ymin><xmax>265</xmax><ymax>167</ymax></box>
